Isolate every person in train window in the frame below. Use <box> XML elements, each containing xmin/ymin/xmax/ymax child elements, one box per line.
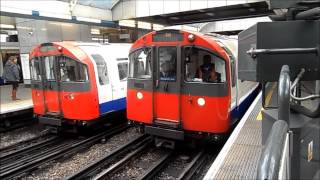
<box><xmin>199</xmin><ymin>55</ymin><xmax>221</xmax><ymax>83</ymax></box>
<box><xmin>159</xmin><ymin>50</ymin><xmax>176</xmax><ymax>81</ymax></box>
<box><xmin>3</xmin><ymin>56</ymin><xmax>21</xmax><ymax>100</ymax></box>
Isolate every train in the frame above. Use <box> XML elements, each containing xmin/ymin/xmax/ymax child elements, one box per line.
<box><xmin>127</xmin><ymin>29</ymin><xmax>260</xmax><ymax>146</ymax></box>
<box><xmin>29</xmin><ymin>42</ymin><xmax>131</xmax><ymax>132</ymax></box>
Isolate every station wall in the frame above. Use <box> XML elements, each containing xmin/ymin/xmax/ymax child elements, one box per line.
<box><xmin>16</xmin><ymin>18</ymin><xmax>92</xmax><ymax>84</ymax></box>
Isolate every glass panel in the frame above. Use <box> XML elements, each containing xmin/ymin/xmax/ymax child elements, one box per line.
<box><xmin>44</xmin><ymin>56</ymin><xmax>56</xmax><ymax>80</ymax></box>
<box><xmin>91</xmin><ymin>54</ymin><xmax>109</xmax><ymax>85</ymax></box>
<box><xmin>30</xmin><ymin>58</ymin><xmax>41</xmax><ymax>81</ymax></box>
<box><xmin>117</xmin><ymin>62</ymin><xmax>128</xmax><ymax>81</ymax></box>
<box><xmin>59</xmin><ymin>56</ymin><xmax>88</xmax><ymax>82</ymax></box>
<box><xmin>159</xmin><ymin>46</ymin><xmax>177</xmax><ymax>81</ymax></box>
<box><xmin>184</xmin><ymin>47</ymin><xmax>226</xmax><ymax>83</ymax></box>
<box><xmin>129</xmin><ymin>48</ymin><xmax>152</xmax><ymax>79</ymax></box>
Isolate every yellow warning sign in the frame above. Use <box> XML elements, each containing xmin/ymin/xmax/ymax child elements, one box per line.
<box><xmin>256</xmin><ymin>108</ymin><xmax>263</xmax><ymax>121</ymax></box>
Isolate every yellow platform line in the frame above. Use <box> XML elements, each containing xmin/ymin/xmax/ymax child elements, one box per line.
<box><xmin>257</xmin><ymin>83</ymin><xmax>277</xmax><ymax>120</ymax></box>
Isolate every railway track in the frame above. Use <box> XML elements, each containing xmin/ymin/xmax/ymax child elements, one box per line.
<box><xmin>68</xmin><ymin>137</ymin><xmax>217</xmax><ymax>180</ymax></box>
<box><xmin>0</xmin><ymin>131</ymin><xmax>53</xmax><ymax>156</ymax></box>
<box><xmin>0</xmin><ymin>124</ymin><xmax>128</xmax><ymax>180</ymax></box>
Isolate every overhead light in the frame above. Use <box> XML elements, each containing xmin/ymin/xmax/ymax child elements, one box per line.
<box><xmin>138</xmin><ymin>21</ymin><xmax>151</xmax><ymax>30</ymax></box>
<box><xmin>119</xmin><ymin>20</ymin><xmax>136</xmax><ymax>28</ymax></box>
<box><xmin>77</xmin><ymin>17</ymin><xmax>101</xmax><ymax>23</ymax></box>
<box><xmin>49</xmin><ymin>22</ymin><xmax>73</xmax><ymax>27</ymax></box>
<box><xmin>0</xmin><ymin>24</ymin><xmax>15</xmax><ymax>29</ymax></box>
<box><xmin>153</xmin><ymin>24</ymin><xmax>164</xmax><ymax>31</ymax></box>
<box><xmin>40</xmin><ymin>12</ymin><xmax>71</xmax><ymax>20</ymax></box>
<box><xmin>91</xmin><ymin>28</ymin><xmax>100</xmax><ymax>35</ymax></box>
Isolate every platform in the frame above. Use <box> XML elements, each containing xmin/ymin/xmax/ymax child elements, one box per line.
<box><xmin>0</xmin><ymin>84</ymin><xmax>33</xmax><ymax>114</ymax></box>
<box><xmin>204</xmin><ymin>92</ymin><xmax>262</xmax><ymax>179</ymax></box>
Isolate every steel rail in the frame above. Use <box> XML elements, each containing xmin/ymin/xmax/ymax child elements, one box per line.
<box><xmin>67</xmin><ymin>134</ymin><xmax>152</xmax><ymax>180</ymax></box>
<box><xmin>93</xmin><ymin>139</ymin><xmax>151</xmax><ymax>180</ymax></box>
<box><xmin>0</xmin><ymin>124</ymin><xmax>128</xmax><ymax>180</ymax></box>
<box><xmin>137</xmin><ymin>151</ymin><xmax>174</xmax><ymax>180</ymax></box>
<box><xmin>177</xmin><ymin>150</ymin><xmax>206</xmax><ymax>180</ymax></box>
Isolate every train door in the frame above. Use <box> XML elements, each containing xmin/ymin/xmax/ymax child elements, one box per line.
<box><xmin>90</xmin><ymin>53</ymin><xmax>113</xmax><ymax>114</ymax></box>
<box><xmin>153</xmin><ymin>46</ymin><xmax>181</xmax><ymax>124</ymax></box>
<box><xmin>42</xmin><ymin>56</ymin><xmax>61</xmax><ymax>115</ymax></box>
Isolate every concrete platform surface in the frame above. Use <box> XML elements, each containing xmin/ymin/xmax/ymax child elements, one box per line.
<box><xmin>0</xmin><ymin>84</ymin><xmax>33</xmax><ymax>114</ymax></box>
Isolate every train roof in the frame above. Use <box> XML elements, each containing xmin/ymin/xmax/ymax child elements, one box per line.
<box><xmin>130</xmin><ymin>29</ymin><xmax>231</xmax><ymax>62</ymax></box>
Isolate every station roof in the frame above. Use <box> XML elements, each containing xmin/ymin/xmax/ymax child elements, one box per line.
<box><xmin>60</xmin><ymin>0</ymin><xmax>116</xmax><ymax>10</ymax></box>
<box><xmin>130</xmin><ymin>1</ymin><xmax>272</xmax><ymax>26</ymax></box>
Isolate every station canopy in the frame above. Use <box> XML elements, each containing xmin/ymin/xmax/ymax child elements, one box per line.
<box><xmin>60</xmin><ymin>0</ymin><xmax>116</xmax><ymax>9</ymax></box>
<box><xmin>131</xmin><ymin>1</ymin><xmax>271</xmax><ymax>26</ymax></box>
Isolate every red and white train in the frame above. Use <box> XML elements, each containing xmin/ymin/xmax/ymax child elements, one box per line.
<box><xmin>29</xmin><ymin>42</ymin><xmax>131</xmax><ymax>132</ymax></box>
<box><xmin>127</xmin><ymin>30</ymin><xmax>259</xmax><ymax>143</ymax></box>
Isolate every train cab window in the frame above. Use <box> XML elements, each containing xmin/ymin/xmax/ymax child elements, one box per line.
<box><xmin>59</xmin><ymin>57</ymin><xmax>88</xmax><ymax>82</ymax></box>
<box><xmin>91</xmin><ymin>54</ymin><xmax>109</xmax><ymax>85</ymax></box>
<box><xmin>117</xmin><ymin>62</ymin><xmax>128</xmax><ymax>81</ymax></box>
<box><xmin>129</xmin><ymin>48</ymin><xmax>151</xmax><ymax>79</ymax></box>
<box><xmin>184</xmin><ymin>47</ymin><xmax>226</xmax><ymax>83</ymax></box>
<box><xmin>159</xmin><ymin>47</ymin><xmax>177</xmax><ymax>81</ymax></box>
<box><xmin>30</xmin><ymin>58</ymin><xmax>41</xmax><ymax>81</ymax></box>
<box><xmin>44</xmin><ymin>56</ymin><xmax>56</xmax><ymax>80</ymax></box>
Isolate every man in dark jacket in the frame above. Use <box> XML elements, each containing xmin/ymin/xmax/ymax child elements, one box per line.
<box><xmin>3</xmin><ymin>56</ymin><xmax>21</xmax><ymax>100</ymax></box>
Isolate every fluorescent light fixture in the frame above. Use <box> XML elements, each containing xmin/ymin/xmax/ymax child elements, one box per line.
<box><xmin>49</xmin><ymin>22</ymin><xmax>73</xmax><ymax>27</ymax></box>
<box><xmin>0</xmin><ymin>24</ymin><xmax>15</xmax><ymax>29</ymax></box>
<box><xmin>77</xmin><ymin>17</ymin><xmax>101</xmax><ymax>23</ymax></box>
<box><xmin>1</xmin><ymin>7</ymin><xmax>32</xmax><ymax>15</ymax></box>
<box><xmin>153</xmin><ymin>24</ymin><xmax>164</xmax><ymax>31</ymax></box>
<box><xmin>91</xmin><ymin>28</ymin><xmax>100</xmax><ymax>35</ymax></box>
<box><xmin>40</xmin><ymin>12</ymin><xmax>71</xmax><ymax>20</ymax></box>
<box><xmin>138</xmin><ymin>21</ymin><xmax>151</xmax><ymax>30</ymax></box>
<box><xmin>119</xmin><ymin>20</ymin><xmax>135</xmax><ymax>28</ymax></box>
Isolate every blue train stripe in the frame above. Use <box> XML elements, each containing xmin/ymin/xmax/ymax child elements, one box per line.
<box><xmin>99</xmin><ymin>97</ymin><xmax>126</xmax><ymax>115</ymax></box>
<box><xmin>230</xmin><ymin>85</ymin><xmax>261</xmax><ymax>125</ymax></box>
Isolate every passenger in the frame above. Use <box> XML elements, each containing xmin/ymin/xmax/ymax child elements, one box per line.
<box><xmin>199</xmin><ymin>55</ymin><xmax>221</xmax><ymax>83</ymax></box>
<box><xmin>3</xmin><ymin>56</ymin><xmax>21</xmax><ymax>100</ymax></box>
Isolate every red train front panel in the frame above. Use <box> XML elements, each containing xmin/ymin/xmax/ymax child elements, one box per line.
<box><xmin>127</xmin><ymin>30</ymin><xmax>231</xmax><ymax>135</ymax></box>
<box><xmin>30</xmin><ymin>42</ymin><xmax>100</xmax><ymax>122</ymax></box>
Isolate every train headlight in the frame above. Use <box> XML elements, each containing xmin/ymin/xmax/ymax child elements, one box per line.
<box><xmin>187</xmin><ymin>34</ymin><xmax>195</xmax><ymax>42</ymax></box>
<box><xmin>69</xmin><ymin>93</ymin><xmax>75</xmax><ymax>100</ymax></box>
<box><xmin>197</xmin><ymin>98</ymin><xmax>205</xmax><ymax>106</ymax></box>
<box><xmin>137</xmin><ymin>92</ymin><xmax>143</xmax><ymax>100</ymax></box>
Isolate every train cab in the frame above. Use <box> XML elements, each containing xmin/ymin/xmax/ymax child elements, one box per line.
<box><xmin>29</xmin><ymin>42</ymin><xmax>131</xmax><ymax>132</ymax></box>
<box><xmin>127</xmin><ymin>30</ymin><xmax>259</xmax><ymax>142</ymax></box>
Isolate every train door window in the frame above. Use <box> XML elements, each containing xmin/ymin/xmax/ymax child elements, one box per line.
<box><xmin>184</xmin><ymin>47</ymin><xmax>226</xmax><ymax>83</ymax></box>
<box><xmin>59</xmin><ymin>56</ymin><xmax>88</xmax><ymax>82</ymax></box>
<box><xmin>117</xmin><ymin>62</ymin><xmax>128</xmax><ymax>81</ymax></box>
<box><xmin>129</xmin><ymin>48</ymin><xmax>151</xmax><ymax>79</ymax></box>
<box><xmin>30</xmin><ymin>58</ymin><xmax>41</xmax><ymax>81</ymax></box>
<box><xmin>44</xmin><ymin>56</ymin><xmax>56</xmax><ymax>80</ymax></box>
<box><xmin>158</xmin><ymin>47</ymin><xmax>177</xmax><ymax>81</ymax></box>
<box><xmin>91</xmin><ymin>54</ymin><xmax>109</xmax><ymax>85</ymax></box>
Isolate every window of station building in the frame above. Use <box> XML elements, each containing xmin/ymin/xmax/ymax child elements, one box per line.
<box><xmin>129</xmin><ymin>48</ymin><xmax>152</xmax><ymax>79</ymax></box>
<box><xmin>44</xmin><ymin>56</ymin><xmax>56</xmax><ymax>80</ymax></box>
<box><xmin>91</xmin><ymin>54</ymin><xmax>109</xmax><ymax>85</ymax></box>
<box><xmin>117</xmin><ymin>62</ymin><xmax>128</xmax><ymax>81</ymax></box>
<box><xmin>30</xmin><ymin>58</ymin><xmax>41</xmax><ymax>81</ymax></box>
<box><xmin>159</xmin><ymin>47</ymin><xmax>177</xmax><ymax>81</ymax></box>
<box><xmin>184</xmin><ymin>47</ymin><xmax>226</xmax><ymax>83</ymax></box>
<box><xmin>59</xmin><ymin>56</ymin><xmax>88</xmax><ymax>82</ymax></box>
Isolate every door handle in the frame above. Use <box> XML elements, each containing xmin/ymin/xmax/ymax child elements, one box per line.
<box><xmin>164</xmin><ymin>83</ymin><xmax>169</xmax><ymax>92</ymax></box>
<box><xmin>155</xmin><ymin>80</ymin><xmax>159</xmax><ymax>89</ymax></box>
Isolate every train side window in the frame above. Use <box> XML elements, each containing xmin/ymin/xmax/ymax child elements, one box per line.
<box><xmin>44</xmin><ymin>56</ymin><xmax>56</xmax><ymax>80</ymax></box>
<box><xmin>117</xmin><ymin>62</ymin><xmax>128</xmax><ymax>81</ymax></box>
<box><xmin>184</xmin><ymin>47</ymin><xmax>226</xmax><ymax>83</ymax></box>
<box><xmin>30</xmin><ymin>58</ymin><xmax>41</xmax><ymax>81</ymax></box>
<box><xmin>60</xmin><ymin>57</ymin><xmax>88</xmax><ymax>82</ymax></box>
<box><xmin>129</xmin><ymin>48</ymin><xmax>152</xmax><ymax>79</ymax></box>
<box><xmin>91</xmin><ymin>54</ymin><xmax>109</xmax><ymax>85</ymax></box>
<box><xmin>159</xmin><ymin>47</ymin><xmax>177</xmax><ymax>81</ymax></box>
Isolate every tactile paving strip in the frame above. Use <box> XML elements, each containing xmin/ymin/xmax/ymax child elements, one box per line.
<box><xmin>214</xmin><ymin>98</ymin><xmax>263</xmax><ymax>180</ymax></box>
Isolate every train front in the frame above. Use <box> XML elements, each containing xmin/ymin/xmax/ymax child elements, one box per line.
<box><xmin>29</xmin><ymin>42</ymin><xmax>99</xmax><ymax>131</ymax></box>
<box><xmin>127</xmin><ymin>30</ymin><xmax>232</xmax><ymax>141</ymax></box>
